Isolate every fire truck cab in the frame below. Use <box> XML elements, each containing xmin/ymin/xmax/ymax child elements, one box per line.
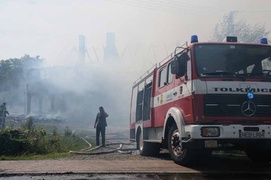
<box><xmin>130</xmin><ymin>35</ymin><xmax>271</xmax><ymax>165</ymax></box>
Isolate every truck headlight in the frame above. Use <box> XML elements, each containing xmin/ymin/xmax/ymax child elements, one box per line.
<box><xmin>201</xmin><ymin>127</ymin><xmax>220</xmax><ymax>137</ymax></box>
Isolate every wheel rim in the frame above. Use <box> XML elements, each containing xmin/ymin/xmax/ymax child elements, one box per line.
<box><xmin>171</xmin><ymin>129</ymin><xmax>183</xmax><ymax>156</ymax></box>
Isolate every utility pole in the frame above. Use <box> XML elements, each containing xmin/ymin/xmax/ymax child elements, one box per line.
<box><xmin>227</xmin><ymin>11</ymin><xmax>237</xmax><ymax>36</ymax></box>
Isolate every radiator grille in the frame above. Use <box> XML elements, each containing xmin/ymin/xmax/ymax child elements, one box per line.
<box><xmin>204</xmin><ymin>94</ymin><xmax>271</xmax><ymax>116</ymax></box>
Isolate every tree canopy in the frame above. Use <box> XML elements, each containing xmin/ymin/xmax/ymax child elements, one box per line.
<box><xmin>0</xmin><ymin>55</ymin><xmax>43</xmax><ymax>91</ymax></box>
<box><xmin>211</xmin><ymin>11</ymin><xmax>270</xmax><ymax>43</ymax></box>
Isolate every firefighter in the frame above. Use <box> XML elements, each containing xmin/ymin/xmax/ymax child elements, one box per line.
<box><xmin>94</xmin><ymin>106</ymin><xmax>109</xmax><ymax>147</ymax></box>
<box><xmin>0</xmin><ymin>102</ymin><xmax>9</xmax><ymax>129</ymax></box>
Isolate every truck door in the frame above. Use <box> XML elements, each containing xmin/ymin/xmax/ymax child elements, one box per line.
<box><xmin>172</xmin><ymin>50</ymin><xmax>193</xmax><ymax>124</ymax></box>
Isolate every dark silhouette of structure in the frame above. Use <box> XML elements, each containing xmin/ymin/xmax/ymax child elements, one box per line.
<box><xmin>104</xmin><ymin>32</ymin><xmax>120</xmax><ymax>63</ymax></box>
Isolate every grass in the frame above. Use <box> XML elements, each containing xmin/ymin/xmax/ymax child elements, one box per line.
<box><xmin>0</xmin><ymin>153</ymin><xmax>72</xmax><ymax>160</ymax></box>
<box><xmin>0</xmin><ymin>117</ymin><xmax>95</xmax><ymax>160</ymax></box>
<box><xmin>0</xmin><ymin>136</ymin><xmax>93</xmax><ymax>160</ymax></box>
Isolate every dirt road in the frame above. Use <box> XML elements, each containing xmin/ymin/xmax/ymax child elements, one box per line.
<box><xmin>0</xmin><ymin>159</ymin><xmax>193</xmax><ymax>174</ymax></box>
<box><xmin>1</xmin><ymin>139</ymin><xmax>271</xmax><ymax>179</ymax></box>
<box><xmin>1</xmin><ymin>149</ymin><xmax>271</xmax><ymax>179</ymax></box>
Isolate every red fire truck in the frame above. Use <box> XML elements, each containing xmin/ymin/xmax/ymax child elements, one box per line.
<box><xmin>129</xmin><ymin>35</ymin><xmax>271</xmax><ymax>165</ymax></box>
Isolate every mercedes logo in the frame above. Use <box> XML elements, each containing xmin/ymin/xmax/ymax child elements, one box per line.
<box><xmin>241</xmin><ymin>100</ymin><xmax>256</xmax><ymax>116</ymax></box>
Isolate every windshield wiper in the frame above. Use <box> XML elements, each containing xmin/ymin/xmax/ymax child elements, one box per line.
<box><xmin>201</xmin><ymin>71</ymin><xmax>235</xmax><ymax>76</ymax></box>
<box><xmin>202</xmin><ymin>71</ymin><xmax>271</xmax><ymax>79</ymax></box>
<box><xmin>235</xmin><ymin>73</ymin><xmax>271</xmax><ymax>78</ymax></box>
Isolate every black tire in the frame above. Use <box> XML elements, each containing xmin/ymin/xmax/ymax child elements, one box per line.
<box><xmin>167</xmin><ymin>125</ymin><xmax>195</xmax><ymax>165</ymax></box>
<box><xmin>245</xmin><ymin>148</ymin><xmax>271</xmax><ymax>164</ymax></box>
<box><xmin>137</xmin><ymin>130</ymin><xmax>161</xmax><ymax>156</ymax></box>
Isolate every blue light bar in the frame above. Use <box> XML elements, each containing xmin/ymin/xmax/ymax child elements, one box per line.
<box><xmin>260</xmin><ymin>38</ymin><xmax>268</xmax><ymax>44</ymax></box>
<box><xmin>191</xmin><ymin>35</ymin><xmax>198</xmax><ymax>43</ymax></box>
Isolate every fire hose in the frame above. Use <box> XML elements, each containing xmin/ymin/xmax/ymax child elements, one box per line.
<box><xmin>69</xmin><ymin>138</ymin><xmax>137</xmax><ymax>155</ymax></box>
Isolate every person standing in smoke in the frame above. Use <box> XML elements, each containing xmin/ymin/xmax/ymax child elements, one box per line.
<box><xmin>0</xmin><ymin>102</ymin><xmax>9</xmax><ymax>129</ymax></box>
<box><xmin>94</xmin><ymin>106</ymin><xmax>109</xmax><ymax>147</ymax></box>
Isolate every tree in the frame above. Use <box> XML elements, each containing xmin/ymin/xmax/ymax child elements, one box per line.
<box><xmin>211</xmin><ymin>11</ymin><xmax>270</xmax><ymax>43</ymax></box>
<box><xmin>0</xmin><ymin>55</ymin><xmax>43</xmax><ymax>107</ymax></box>
<box><xmin>0</xmin><ymin>55</ymin><xmax>43</xmax><ymax>91</ymax></box>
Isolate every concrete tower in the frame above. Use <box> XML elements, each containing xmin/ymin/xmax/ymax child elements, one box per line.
<box><xmin>104</xmin><ymin>32</ymin><xmax>119</xmax><ymax>63</ymax></box>
<box><xmin>79</xmin><ymin>35</ymin><xmax>86</xmax><ymax>65</ymax></box>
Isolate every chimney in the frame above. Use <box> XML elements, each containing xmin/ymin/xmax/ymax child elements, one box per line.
<box><xmin>104</xmin><ymin>32</ymin><xmax>119</xmax><ymax>63</ymax></box>
<box><xmin>79</xmin><ymin>35</ymin><xmax>86</xmax><ymax>65</ymax></box>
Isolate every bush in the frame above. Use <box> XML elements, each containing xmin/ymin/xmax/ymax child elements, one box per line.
<box><xmin>0</xmin><ymin>129</ymin><xmax>28</xmax><ymax>155</ymax></box>
<box><xmin>21</xmin><ymin>116</ymin><xmax>34</xmax><ymax>130</ymax></box>
<box><xmin>64</xmin><ymin>126</ymin><xmax>72</xmax><ymax>137</ymax></box>
<box><xmin>0</xmin><ymin>121</ymin><xmax>90</xmax><ymax>157</ymax></box>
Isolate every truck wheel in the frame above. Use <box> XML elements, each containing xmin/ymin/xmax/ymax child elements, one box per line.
<box><xmin>137</xmin><ymin>130</ymin><xmax>160</xmax><ymax>156</ymax></box>
<box><xmin>245</xmin><ymin>148</ymin><xmax>271</xmax><ymax>164</ymax></box>
<box><xmin>168</xmin><ymin>125</ymin><xmax>194</xmax><ymax>165</ymax></box>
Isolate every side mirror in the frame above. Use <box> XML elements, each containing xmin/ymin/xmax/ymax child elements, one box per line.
<box><xmin>171</xmin><ymin>57</ymin><xmax>180</xmax><ymax>75</ymax></box>
<box><xmin>171</xmin><ymin>53</ymin><xmax>189</xmax><ymax>77</ymax></box>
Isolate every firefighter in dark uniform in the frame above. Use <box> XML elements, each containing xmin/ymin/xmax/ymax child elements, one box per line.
<box><xmin>94</xmin><ymin>106</ymin><xmax>109</xmax><ymax>147</ymax></box>
<box><xmin>0</xmin><ymin>102</ymin><xmax>9</xmax><ymax>129</ymax></box>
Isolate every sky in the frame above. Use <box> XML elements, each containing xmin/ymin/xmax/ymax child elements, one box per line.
<box><xmin>0</xmin><ymin>0</ymin><xmax>271</xmax><ymax>68</ymax></box>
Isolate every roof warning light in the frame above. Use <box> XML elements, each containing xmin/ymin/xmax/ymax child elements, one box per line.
<box><xmin>260</xmin><ymin>38</ymin><xmax>268</xmax><ymax>44</ymax></box>
<box><xmin>191</xmin><ymin>35</ymin><xmax>198</xmax><ymax>43</ymax></box>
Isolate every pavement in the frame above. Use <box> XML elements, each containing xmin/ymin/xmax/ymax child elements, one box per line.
<box><xmin>0</xmin><ymin>159</ymin><xmax>195</xmax><ymax>175</ymax></box>
<box><xmin>1</xmin><ymin>155</ymin><xmax>271</xmax><ymax>179</ymax></box>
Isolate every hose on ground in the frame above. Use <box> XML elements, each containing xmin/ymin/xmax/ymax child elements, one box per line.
<box><xmin>69</xmin><ymin>138</ymin><xmax>137</xmax><ymax>155</ymax></box>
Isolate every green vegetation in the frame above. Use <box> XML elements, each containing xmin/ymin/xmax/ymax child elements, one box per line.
<box><xmin>0</xmin><ymin>117</ymin><xmax>93</xmax><ymax>160</ymax></box>
<box><xmin>211</xmin><ymin>11</ymin><xmax>269</xmax><ymax>42</ymax></box>
<box><xmin>0</xmin><ymin>54</ymin><xmax>43</xmax><ymax>107</ymax></box>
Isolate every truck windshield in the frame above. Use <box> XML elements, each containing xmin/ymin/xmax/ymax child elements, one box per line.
<box><xmin>194</xmin><ymin>44</ymin><xmax>271</xmax><ymax>78</ymax></box>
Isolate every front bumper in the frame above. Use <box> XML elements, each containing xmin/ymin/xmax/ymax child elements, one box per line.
<box><xmin>186</xmin><ymin>124</ymin><xmax>271</xmax><ymax>139</ymax></box>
